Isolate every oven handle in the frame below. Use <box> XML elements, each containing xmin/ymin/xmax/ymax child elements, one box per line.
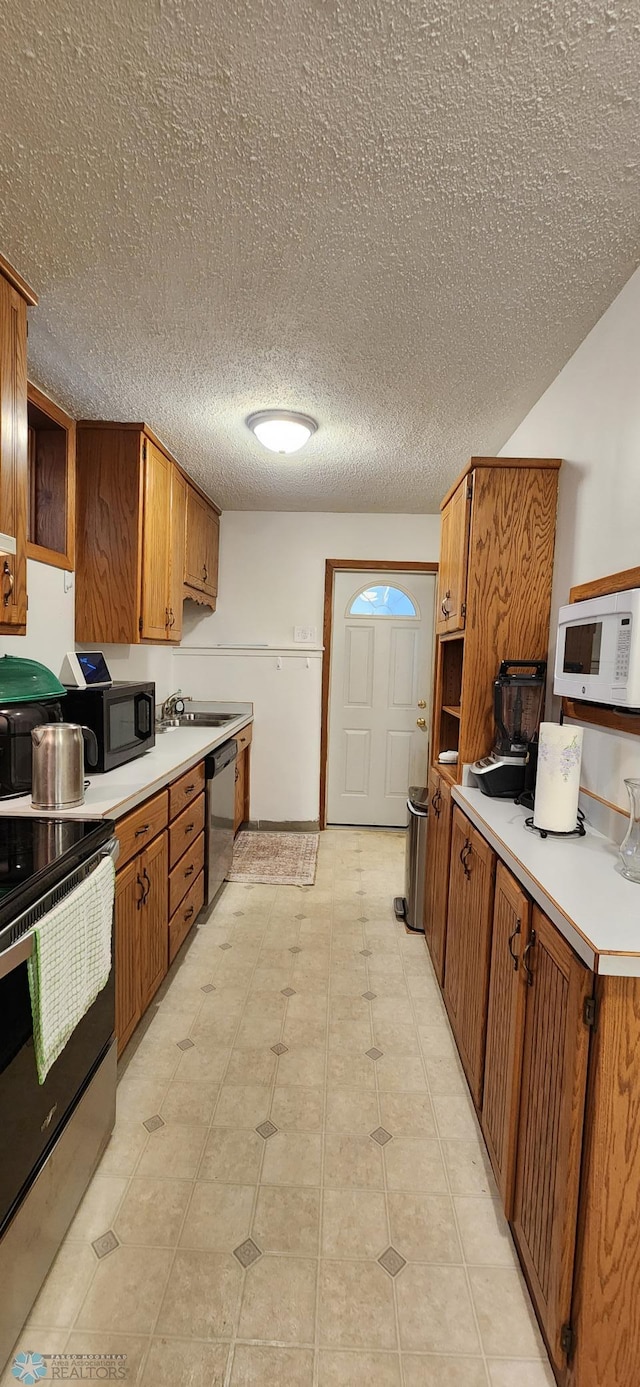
<box><xmin>0</xmin><ymin>837</ymin><xmax>119</xmax><ymax>981</ymax></box>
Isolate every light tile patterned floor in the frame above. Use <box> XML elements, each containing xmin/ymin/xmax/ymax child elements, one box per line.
<box><xmin>5</xmin><ymin>829</ymin><xmax>556</xmax><ymax>1387</ymax></box>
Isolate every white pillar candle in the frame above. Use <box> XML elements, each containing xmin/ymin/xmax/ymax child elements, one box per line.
<box><xmin>533</xmin><ymin>722</ymin><xmax>584</xmax><ymax>834</ymax></box>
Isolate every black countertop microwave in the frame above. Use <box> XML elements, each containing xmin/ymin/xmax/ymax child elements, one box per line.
<box><xmin>62</xmin><ymin>681</ymin><xmax>155</xmax><ymax>772</ymax></box>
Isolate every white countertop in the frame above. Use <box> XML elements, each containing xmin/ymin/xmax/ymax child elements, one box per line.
<box><xmin>452</xmin><ymin>785</ymin><xmax>640</xmax><ymax>977</ymax></box>
<box><xmin>0</xmin><ymin>713</ymin><xmax>253</xmax><ymax>824</ymax></box>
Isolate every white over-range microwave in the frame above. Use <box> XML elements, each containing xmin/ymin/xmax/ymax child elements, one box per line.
<box><xmin>554</xmin><ymin>588</ymin><xmax>640</xmax><ymax>709</ymax></box>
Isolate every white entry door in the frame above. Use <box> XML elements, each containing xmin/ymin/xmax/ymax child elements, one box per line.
<box><xmin>327</xmin><ymin>570</ymin><xmax>436</xmax><ymax>827</ymax></box>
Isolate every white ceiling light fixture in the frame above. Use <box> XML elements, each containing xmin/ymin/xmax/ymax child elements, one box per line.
<box><xmin>247</xmin><ymin>410</ymin><xmax>318</xmax><ymax>455</ymax></box>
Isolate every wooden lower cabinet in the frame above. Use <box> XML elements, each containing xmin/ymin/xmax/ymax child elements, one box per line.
<box><xmin>169</xmin><ymin>869</ymin><xmax>205</xmax><ymax>964</ymax></box>
<box><xmin>512</xmin><ymin>906</ymin><xmax>592</xmax><ymax>1377</ymax></box>
<box><xmin>114</xmin><ymin>858</ymin><xmax>142</xmax><ymax>1056</ymax></box>
<box><xmin>482</xmin><ymin>862</ymin><xmax>530</xmax><ymax>1216</ymax></box>
<box><xmin>443</xmin><ymin>806</ymin><xmax>495</xmax><ymax>1108</ymax></box>
<box><xmin>234</xmin><ymin>725</ymin><xmax>252</xmax><ymax>834</ymax></box>
<box><xmin>138</xmin><ymin>832</ymin><xmax>169</xmax><ymax>1013</ymax></box>
<box><xmin>423</xmin><ymin>767</ymin><xmax>452</xmax><ymax>985</ymax></box>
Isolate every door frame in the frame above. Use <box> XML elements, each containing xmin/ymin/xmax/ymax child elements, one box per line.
<box><xmin>320</xmin><ymin>559</ymin><xmax>439</xmax><ymax>829</ymax></box>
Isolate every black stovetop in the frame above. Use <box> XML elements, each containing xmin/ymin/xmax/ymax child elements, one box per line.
<box><xmin>0</xmin><ymin>816</ymin><xmax>115</xmax><ymax>934</ymax></box>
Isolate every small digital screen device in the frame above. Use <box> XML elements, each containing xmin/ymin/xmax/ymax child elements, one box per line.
<box><xmin>60</xmin><ymin>650</ymin><xmax>113</xmax><ymax>689</ymax></box>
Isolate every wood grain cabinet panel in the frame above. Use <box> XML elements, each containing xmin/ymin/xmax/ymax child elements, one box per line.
<box><xmin>436</xmin><ymin>478</ymin><xmax>471</xmax><ymax>634</ymax></box>
<box><xmin>443</xmin><ymin>806</ymin><xmax>495</xmax><ymax>1109</ymax></box>
<box><xmin>481</xmin><ymin>862</ymin><xmax>530</xmax><ymax>1216</ymax></box>
<box><xmin>114</xmin><ymin>857</ymin><xmax>142</xmax><ymax>1058</ymax></box>
<box><xmin>116</xmin><ymin>790</ymin><xmax>169</xmax><ymax>872</ymax></box>
<box><xmin>169</xmin><ymin>761</ymin><xmax>205</xmax><ymax>820</ymax></box>
<box><xmin>75</xmin><ymin>422</ymin><xmax>220</xmax><ymax>643</ymax></box>
<box><xmin>138</xmin><ymin>830</ymin><xmax>169</xmax><ymax>1013</ymax></box>
<box><xmin>169</xmin><ymin>830</ymin><xmax>205</xmax><ymax>918</ymax></box>
<box><xmin>423</xmin><ymin>768</ymin><xmax>453</xmax><ymax>986</ymax></box>
<box><xmin>169</xmin><ymin>792</ymin><xmax>205</xmax><ymax>869</ymax></box>
<box><xmin>0</xmin><ymin>271</ymin><xmax>30</xmax><ymax>633</ymax></box>
<box><xmin>512</xmin><ymin>905</ymin><xmax>592</xmax><ymax>1377</ymax></box>
<box><xmin>169</xmin><ymin>869</ymin><xmax>205</xmax><ymax>964</ymax></box>
<box><xmin>184</xmin><ymin>484</ymin><xmax>219</xmax><ymax>607</ymax></box>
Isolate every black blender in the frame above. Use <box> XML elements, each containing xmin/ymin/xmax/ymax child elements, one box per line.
<box><xmin>471</xmin><ymin>660</ymin><xmax>546</xmax><ymax>799</ymax></box>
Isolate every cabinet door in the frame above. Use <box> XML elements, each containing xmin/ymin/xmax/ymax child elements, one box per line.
<box><xmin>512</xmin><ymin>906</ymin><xmax>592</xmax><ymax>1374</ymax></box>
<box><xmin>140</xmin><ymin>438</ymin><xmax>171</xmax><ymax>641</ymax></box>
<box><xmin>481</xmin><ymin>862</ymin><xmax>530</xmax><ymax>1216</ymax></box>
<box><xmin>138</xmin><ymin>831</ymin><xmax>169</xmax><ymax>1013</ymax></box>
<box><xmin>443</xmin><ymin>807</ymin><xmax>496</xmax><ymax>1108</ymax></box>
<box><xmin>201</xmin><ymin>507</ymin><xmax>219</xmax><ymax>598</ymax></box>
<box><xmin>167</xmin><ymin>465</ymin><xmax>187</xmax><ymax>643</ymax></box>
<box><xmin>234</xmin><ymin>751</ymin><xmax>245</xmax><ymax>834</ymax></box>
<box><xmin>423</xmin><ymin>769</ymin><xmax>452</xmax><ymax>986</ymax></box>
<box><xmin>437</xmin><ymin>480</ymin><xmax>470</xmax><ymax>635</ymax></box>
<box><xmin>0</xmin><ymin>275</ymin><xmax>28</xmax><ymax>631</ymax></box>
<box><xmin>114</xmin><ymin>858</ymin><xmax>142</xmax><ymax>1057</ymax></box>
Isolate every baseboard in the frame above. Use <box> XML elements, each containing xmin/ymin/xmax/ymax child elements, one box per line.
<box><xmin>245</xmin><ymin>819</ymin><xmax>320</xmax><ymax>832</ymax></box>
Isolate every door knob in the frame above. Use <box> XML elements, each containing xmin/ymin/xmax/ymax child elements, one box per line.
<box><xmin>417</xmin><ymin>699</ymin><xmax>426</xmax><ymax>709</ymax></box>
<box><xmin>416</xmin><ymin>718</ymin><xmax>426</xmax><ymax>729</ymax></box>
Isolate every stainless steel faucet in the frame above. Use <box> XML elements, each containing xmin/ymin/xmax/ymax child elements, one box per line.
<box><xmin>161</xmin><ymin>689</ymin><xmax>192</xmax><ymax>719</ymax></box>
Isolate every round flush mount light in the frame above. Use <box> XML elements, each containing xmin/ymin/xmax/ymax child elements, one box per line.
<box><xmin>247</xmin><ymin>410</ymin><xmax>318</xmax><ymax>454</ymax></box>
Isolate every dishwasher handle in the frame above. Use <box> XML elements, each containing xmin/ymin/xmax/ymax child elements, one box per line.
<box><xmin>205</xmin><ymin>739</ymin><xmax>238</xmax><ymax>780</ymax></box>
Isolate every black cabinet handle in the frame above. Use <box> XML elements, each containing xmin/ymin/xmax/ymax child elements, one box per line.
<box><xmin>522</xmin><ymin>930</ymin><xmax>536</xmax><ymax>986</ymax></box>
<box><xmin>184</xmin><ymin>906</ymin><xmax>194</xmax><ymax>922</ymax></box>
<box><xmin>184</xmin><ymin>864</ymin><xmax>195</xmax><ymax>879</ymax></box>
<box><xmin>460</xmin><ymin>840</ymin><xmax>472</xmax><ymax>878</ymax></box>
<box><xmin>135</xmin><ymin>824</ymin><xmax>150</xmax><ymax>837</ymax></box>
<box><xmin>136</xmin><ymin>873</ymin><xmax>145</xmax><ymax>909</ymax></box>
<box><xmin>431</xmin><ymin>789</ymin><xmax>441</xmax><ymax>817</ymax></box>
<box><xmin>142</xmin><ymin>868</ymin><xmax>151</xmax><ymax>904</ymax></box>
<box><xmin>508</xmin><ymin>919</ymin><xmax>521</xmax><ymax>971</ymax></box>
<box><xmin>184</xmin><ymin>822</ymin><xmax>195</xmax><ymax>834</ymax></box>
<box><xmin>185</xmin><ymin>784</ymin><xmax>195</xmax><ymax>794</ymax></box>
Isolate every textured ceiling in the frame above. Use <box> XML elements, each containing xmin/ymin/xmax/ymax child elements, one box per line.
<box><xmin>1</xmin><ymin>1</ymin><xmax>639</xmax><ymax>512</ymax></box>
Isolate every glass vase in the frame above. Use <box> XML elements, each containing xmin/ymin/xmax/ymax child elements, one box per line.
<box><xmin>619</xmin><ymin>779</ymin><xmax>640</xmax><ymax>883</ymax></box>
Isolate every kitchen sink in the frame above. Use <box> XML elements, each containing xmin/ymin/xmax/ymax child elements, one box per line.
<box><xmin>176</xmin><ymin>712</ymin><xmax>237</xmax><ymax>727</ymax></box>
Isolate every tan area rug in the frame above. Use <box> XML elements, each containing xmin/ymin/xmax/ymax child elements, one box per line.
<box><xmin>228</xmin><ymin>831</ymin><xmax>319</xmax><ymax>886</ymax></box>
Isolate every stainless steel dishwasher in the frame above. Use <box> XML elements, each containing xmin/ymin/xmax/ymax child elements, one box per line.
<box><xmin>204</xmin><ymin>739</ymin><xmax>238</xmax><ymax>910</ymax></box>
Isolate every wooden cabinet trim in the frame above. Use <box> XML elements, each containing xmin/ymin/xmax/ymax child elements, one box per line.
<box><xmin>0</xmin><ymin>252</ymin><xmax>37</xmax><ymax>305</ymax></box>
<box><xmin>440</xmin><ymin>455</ymin><xmax>562</xmax><ymax>511</ymax></box>
<box><xmin>481</xmin><ymin>862</ymin><xmax>530</xmax><ymax>1216</ymax></box>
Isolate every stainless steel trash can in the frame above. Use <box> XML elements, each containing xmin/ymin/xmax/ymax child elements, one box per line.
<box><xmin>394</xmin><ymin>786</ymin><xmax>428</xmax><ymax>932</ymax></box>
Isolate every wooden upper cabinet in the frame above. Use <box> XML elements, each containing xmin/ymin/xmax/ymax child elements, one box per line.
<box><xmin>481</xmin><ymin>862</ymin><xmax>530</xmax><ymax>1216</ymax></box>
<box><xmin>184</xmin><ymin>483</ymin><xmax>219</xmax><ymax>608</ymax></box>
<box><xmin>140</xmin><ymin>438</ymin><xmax>172</xmax><ymax>641</ymax></box>
<box><xmin>26</xmin><ymin>383</ymin><xmax>75</xmax><ymax>571</ymax></box>
<box><xmin>0</xmin><ymin>260</ymin><xmax>37</xmax><ymax>634</ymax></box>
<box><xmin>436</xmin><ymin>478</ymin><xmax>471</xmax><ymax>635</ymax></box>
<box><xmin>443</xmin><ymin>805</ymin><xmax>496</xmax><ymax>1109</ymax></box>
<box><xmin>511</xmin><ymin>906</ymin><xmax>592</xmax><ymax>1376</ymax></box>
<box><xmin>75</xmin><ymin>422</ymin><xmax>220</xmax><ymax>643</ymax></box>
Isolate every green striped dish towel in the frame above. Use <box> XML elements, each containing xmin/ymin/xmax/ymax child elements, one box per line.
<box><xmin>28</xmin><ymin>854</ymin><xmax>115</xmax><ymax>1084</ymax></box>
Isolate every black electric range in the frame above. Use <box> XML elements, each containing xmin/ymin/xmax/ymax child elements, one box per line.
<box><xmin>0</xmin><ymin>815</ymin><xmax>118</xmax><ymax>1369</ymax></box>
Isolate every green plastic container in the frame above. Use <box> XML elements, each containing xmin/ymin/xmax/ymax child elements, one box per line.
<box><xmin>0</xmin><ymin>654</ymin><xmax>66</xmax><ymax>704</ymax></box>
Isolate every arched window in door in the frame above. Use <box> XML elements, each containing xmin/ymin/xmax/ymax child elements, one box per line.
<box><xmin>348</xmin><ymin>583</ymin><xmax>418</xmax><ymax>618</ymax></box>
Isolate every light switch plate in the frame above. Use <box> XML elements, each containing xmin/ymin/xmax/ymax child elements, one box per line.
<box><xmin>294</xmin><ymin>626</ymin><xmax>317</xmax><ymax>644</ymax></box>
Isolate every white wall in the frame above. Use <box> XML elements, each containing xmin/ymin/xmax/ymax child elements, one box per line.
<box><xmin>500</xmin><ymin>265</ymin><xmax>640</xmax><ymax>828</ymax></box>
<box><xmin>0</xmin><ymin>559</ymin><xmax>75</xmax><ymax>671</ymax></box>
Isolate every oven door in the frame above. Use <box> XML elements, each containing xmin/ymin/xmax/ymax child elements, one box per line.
<box><xmin>0</xmin><ymin>925</ymin><xmax>114</xmax><ymax>1235</ymax></box>
<box><xmin>103</xmin><ymin>686</ymin><xmax>155</xmax><ymax>770</ymax></box>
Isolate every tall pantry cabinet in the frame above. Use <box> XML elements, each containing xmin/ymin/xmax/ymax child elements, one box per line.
<box><xmin>423</xmin><ymin>457</ymin><xmax>561</xmax><ymax>969</ymax></box>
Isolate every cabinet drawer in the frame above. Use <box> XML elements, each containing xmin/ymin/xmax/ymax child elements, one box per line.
<box><xmin>236</xmin><ymin>724</ymin><xmax>252</xmax><ymax>752</ymax></box>
<box><xmin>169</xmin><ymin>830</ymin><xmax>205</xmax><ymax>917</ymax></box>
<box><xmin>169</xmin><ymin>792</ymin><xmax>205</xmax><ymax>869</ymax></box>
<box><xmin>169</xmin><ymin>761</ymin><xmax>205</xmax><ymax>821</ymax></box>
<box><xmin>169</xmin><ymin>869</ymin><xmax>205</xmax><ymax>964</ymax></box>
<box><xmin>117</xmin><ymin>790</ymin><xmax>169</xmax><ymax>871</ymax></box>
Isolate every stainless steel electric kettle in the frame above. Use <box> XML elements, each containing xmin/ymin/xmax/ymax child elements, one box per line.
<box><xmin>31</xmin><ymin>723</ymin><xmax>99</xmax><ymax>810</ymax></box>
